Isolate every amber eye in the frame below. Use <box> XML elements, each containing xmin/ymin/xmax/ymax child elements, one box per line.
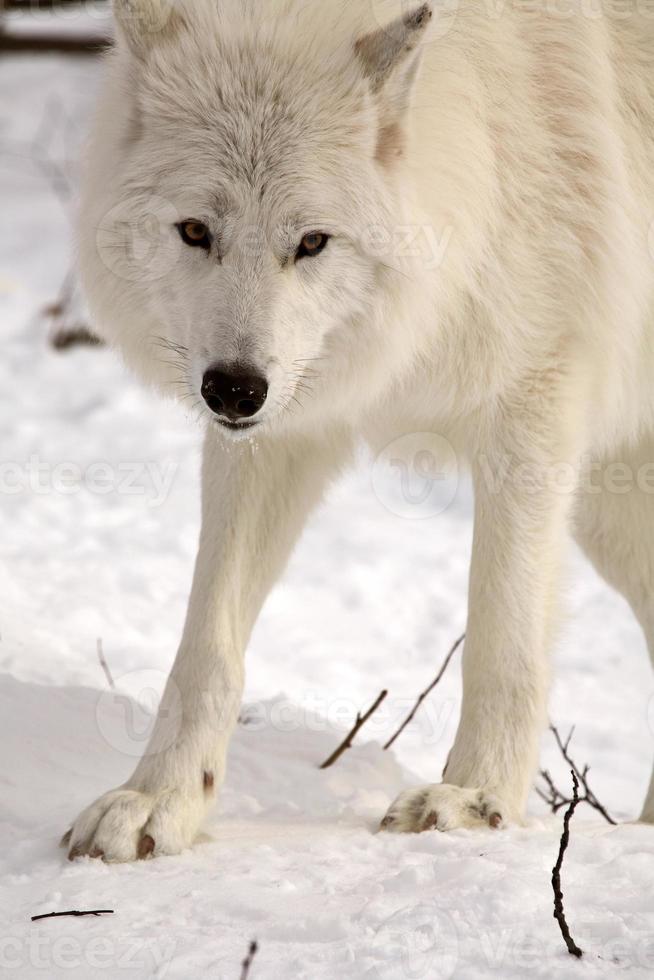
<box><xmin>178</xmin><ymin>221</ymin><xmax>211</xmax><ymax>250</ymax></box>
<box><xmin>296</xmin><ymin>232</ymin><xmax>330</xmax><ymax>261</ymax></box>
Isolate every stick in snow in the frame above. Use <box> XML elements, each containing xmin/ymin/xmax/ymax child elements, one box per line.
<box><xmin>551</xmin><ymin>771</ymin><xmax>583</xmax><ymax>959</ymax></box>
<box><xmin>97</xmin><ymin>638</ymin><xmax>115</xmax><ymax>690</ymax></box>
<box><xmin>46</xmin><ymin>269</ymin><xmax>104</xmax><ymax>352</ymax></box>
<box><xmin>51</xmin><ymin>324</ymin><xmax>104</xmax><ymax>351</ymax></box>
<box><xmin>240</xmin><ymin>941</ymin><xmax>258</xmax><ymax>980</ymax></box>
<box><xmin>319</xmin><ymin>690</ymin><xmax>388</xmax><ymax>770</ymax></box>
<box><xmin>383</xmin><ymin>633</ymin><xmax>465</xmax><ymax>750</ymax></box>
<box><xmin>31</xmin><ymin>910</ymin><xmax>114</xmax><ymax>923</ymax></box>
<box><xmin>536</xmin><ymin>725</ymin><xmax>616</xmax><ymax>825</ymax></box>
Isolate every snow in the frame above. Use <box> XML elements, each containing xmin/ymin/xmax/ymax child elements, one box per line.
<box><xmin>1</xmin><ymin>44</ymin><xmax>654</xmax><ymax>980</ymax></box>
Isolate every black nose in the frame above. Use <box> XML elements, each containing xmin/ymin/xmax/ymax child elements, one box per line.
<box><xmin>201</xmin><ymin>366</ymin><xmax>268</xmax><ymax>421</ymax></box>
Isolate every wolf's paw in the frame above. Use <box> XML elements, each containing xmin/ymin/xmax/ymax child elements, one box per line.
<box><xmin>62</xmin><ymin>785</ymin><xmax>208</xmax><ymax>863</ymax></box>
<box><xmin>380</xmin><ymin>784</ymin><xmax>506</xmax><ymax>834</ymax></box>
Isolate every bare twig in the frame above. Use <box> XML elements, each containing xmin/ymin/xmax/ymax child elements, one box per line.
<box><xmin>0</xmin><ymin>97</ymin><xmax>101</xmax><ymax>346</ymax></box>
<box><xmin>240</xmin><ymin>940</ymin><xmax>258</xmax><ymax>980</ymax></box>
<box><xmin>0</xmin><ymin>33</ymin><xmax>109</xmax><ymax>54</ymax></box>
<box><xmin>2</xmin><ymin>1</ymin><xmax>101</xmax><ymax>10</ymax></box>
<box><xmin>96</xmin><ymin>638</ymin><xmax>115</xmax><ymax>690</ymax></box>
<box><xmin>536</xmin><ymin>725</ymin><xmax>616</xmax><ymax>825</ymax></box>
<box><xmin>51</xmin><ymin>325</ymin><xmax>104</xmax><ymax>350</ymax></box>
<box><xmin>0</xmin><ymin>3</ymin><xmax>109</xmax><ymax>55</ymax></box>
<box><xmin>31</xmin><ymin>910</ymin><xmax>114</xmax><ymax>922</ymax></box>
<box><xmin>45</xmin><ymin>266</ymin><xmax>104</xmax><ymax>351</ymax></box>
<box><xmin>551</xmin><ymin>771</ymin><xmax>583</xmax><ymax>958</ymax></box>
<box><xmin>383</xmin><ymin>633</ymin><xmax>465</xmax><ymax>751</ymax></box>
<box><xmin>319</xmin><ymin>690</ymin><xmax>388</xmax><ymax>770</ymax></box>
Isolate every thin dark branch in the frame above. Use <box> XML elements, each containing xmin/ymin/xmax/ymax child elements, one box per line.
<box><xmin>51</xmin><ymin>326</ymin><xmax>104</xmax><ymax>350</ymax></box>
<box><xmin>0</xmin><ymin>34</ymin><xmax>110</xmax><ymax>54</ymax></box>
<box><xmin>0</xmin><ymin>0</ymin><xmax>111</xmax><ymax>52</ymax></box>
<box><xmin>45</xmin><ymin>266</ymin><xmax>104</xmax><ymax>351</ymax></box>
<box><xmin>31</xmin><ymin>910</ymin><xmax>114</xmax><ymax>922</ymax></box>
<box><xmin>537</xmin><ymin>725</ymin><xmax>616</xmax><ymax>825</ymax></box>
<box><xmin>383</xmin><ymin>633</ymin><xmax>465</xmax><ymax>751</ymax></box>
<box><xmin>562</xmin><ymin>726</ymin><xmax>575</xmax><ymax>754</ymax></box>
<box><xmin>319</xmin><ymin>690</ymin><xmax>388</xmax><ymax>770</ymax></box>
<box><xmin>551</xmin><ymin>771</ymin><xmax>583</xmax><ymax>958</ymax></box>
<box><xmin>0</xmin><ymin>99</ymin><xmax>93</xmax><ymax>346</ymax></box>
<box><xmin>2</xmin><ymin>1</ymin><xmax>99</xmax><ymax>10</ymax></box>
<box><xmin>550</xmin><ymin>726</ymin><xmax>615</xmax><ymax>824</ymax></box>
<box><xmin>240</xmin><ymin>940</ymin><xmax>258</xmax><ymax>980</ymax></box>
<box><xmin>96</xmin><ymin>638</ymin><xmax>115</xmax><ymax>690</ymax></box>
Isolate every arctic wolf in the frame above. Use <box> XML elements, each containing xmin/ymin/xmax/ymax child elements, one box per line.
<box><xmin>67</xmin><ymin>0</ymin><xmax>654</xmax><ymax>861</ymax></box>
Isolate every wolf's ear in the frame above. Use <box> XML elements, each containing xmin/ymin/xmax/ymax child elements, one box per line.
<box><xmin>113</xmin><ymin>0</ymin><xmax>183</xmax><ymax>57</ymax></box>
<box><xmin>355</xmin><ymin>3</ymin><xmax>432</xmax><ymax>164</ymax></box>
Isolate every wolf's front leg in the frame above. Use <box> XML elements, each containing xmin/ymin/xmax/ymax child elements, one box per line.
<box><xmin>383</xmin><ymin>383</ymin><xmax>583</xmax><ymax>833</ymax></box>
<box><xmin>65</xmin><ymin>429</ymin><xmax>347</xmax><ymax>862</ymax></box>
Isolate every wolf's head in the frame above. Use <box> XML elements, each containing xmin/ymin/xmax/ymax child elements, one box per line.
<box><xmin>80</xmin><ymin>0</ymin><xmax>433</xmax><ymax>438</ymax></box>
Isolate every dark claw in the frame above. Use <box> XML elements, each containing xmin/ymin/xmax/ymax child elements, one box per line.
<box><xmin>380</xmin><ymin>814</ymin><xmax>395</xmax><ymax>830</ymax></box>
<box><xmin>421</xmin><ymin>810</ymin><xmax>439</xmax><ymax>832</ymax></box>
<box><xmin>68</xmin><ymin>845</ymin><xmax>83</xmax><ymax>862</ymax></box>
<box><xmin>137</xmin><ymin>834</ymin><xmax>155</xmax><ymax>859</ymax></box>
<box><xmin>89</xmin><ymin>847</ymin><xmax>105</xmax><ymax>860</ymax></box>
<box><xmin>489</xmin><ymin>812</ymin><xmax>503</xmax><ymax>829</ymax></box>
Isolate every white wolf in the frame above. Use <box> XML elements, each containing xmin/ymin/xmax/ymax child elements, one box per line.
<box><xmin>66</xmin><ymin>0</ymin><xmax>654</xmax><ymax>861</ymax></box>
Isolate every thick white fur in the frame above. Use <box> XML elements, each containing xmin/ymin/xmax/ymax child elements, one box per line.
<box><xmin>70</xmin><ymin>0</ymin><xmax>654</xmax><ymax>859</ymax></box>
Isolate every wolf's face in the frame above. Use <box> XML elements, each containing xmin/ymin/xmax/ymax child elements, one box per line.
<box><xmin>80</xmin><ymin>1</ymin><xmax>433</xmax><ymax>437</ymax></box>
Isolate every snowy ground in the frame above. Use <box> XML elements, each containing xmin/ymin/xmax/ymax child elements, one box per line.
<box><xmin>1</xmin><ymin>37</ymin><xmax>654</xmax><ymax>980</ymax></box>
